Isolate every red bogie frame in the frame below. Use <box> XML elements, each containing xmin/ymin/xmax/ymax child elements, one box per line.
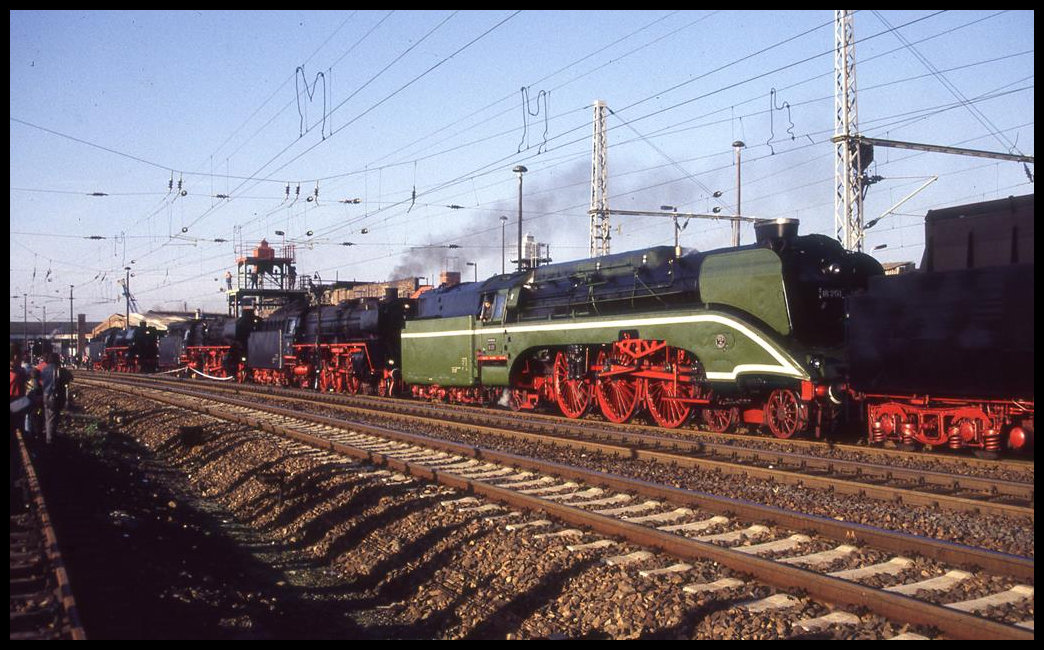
<box><xmin>865</xmin><ymin>395</ymin><xmax>1034</xmax><ymax>452</ymax></box>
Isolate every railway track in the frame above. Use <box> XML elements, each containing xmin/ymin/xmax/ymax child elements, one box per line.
<box><xmin>80</xmin><ymin>376</ymin><xmax>1034</xmax><ymax>639</ymax></box>
<box><xmin>10</xmin><ymin>430</ymin><xmax>86</xmax><ymax>640</ymax></box>
<box><xmin>118</xmin><ymin>371</ymin><xmax>1035</xmax><ymax>471</ymax></box>
<box><xmin>95</xmin><ymin>373</ymin><xmax>1033</xmax><ymax>521</ymax></box>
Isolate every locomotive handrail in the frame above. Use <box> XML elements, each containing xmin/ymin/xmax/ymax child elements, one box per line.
<box><xmin>632</xmin><ymin>272</ymin><xmax>670</xmax><ymax>309</ymax></box>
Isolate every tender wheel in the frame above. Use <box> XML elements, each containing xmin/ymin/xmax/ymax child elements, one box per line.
<box><xmin>553</xmin><ymin>350</ymin><xmax>591</xmax><ymax>419</ymax></box>
<box><xmin>645</xmin><ymin>348</ymin><xmax>696</xmax><ymax>429</ymax></box>
<box><xmin>594</xmin><ymin>348</ymin><xmax>642</xmax><ymax>423</ymax></box>
<box><xmin>765</xmin><ymin>388</ymin><xmax>808</xmax><ymax>439</ymax></box>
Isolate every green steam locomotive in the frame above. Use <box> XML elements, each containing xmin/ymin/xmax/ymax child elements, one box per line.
<box><xmin>403</xmin><ymin>219</ymin><xmax>883</xmax><ymax>439</ymax></box>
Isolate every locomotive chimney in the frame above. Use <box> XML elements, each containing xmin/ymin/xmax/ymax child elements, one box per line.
<box><xmin>384</xmin><ymin>287</ymin><xmax>398</xmax><ymax>301</ymax></box>
<box><xmin>754</xmin><ymin>218</ymin><xmax>800</xmax><ymax>246</ymax></box>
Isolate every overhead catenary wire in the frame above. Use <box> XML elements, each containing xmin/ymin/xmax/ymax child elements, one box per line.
<box><xmin>11</xmin><ymin>11</ymin><xmax>1031</xmax><ymax>318</ymax></box>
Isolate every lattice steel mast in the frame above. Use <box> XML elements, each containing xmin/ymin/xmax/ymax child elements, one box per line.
<box><xmin>834</xmin><ymin>9</ymin><xmax>866</xmax><ymax>252</ymax></box>
<box><xmin>590</xmin><ymin>100</ymin><xmax>611</xmax><ymax>257</ymax></box>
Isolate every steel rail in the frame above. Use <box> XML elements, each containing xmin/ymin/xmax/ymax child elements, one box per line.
<box><xmin>12</xmin><ymin>430</ymin><xmax>87</xmax><ymax>640</ymax></box>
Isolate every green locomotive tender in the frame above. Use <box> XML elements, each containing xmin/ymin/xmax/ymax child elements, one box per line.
<box><xmin>403</xmin><ymin>219</ymin><xmax>882</xmax><ymax>438</ymax></box>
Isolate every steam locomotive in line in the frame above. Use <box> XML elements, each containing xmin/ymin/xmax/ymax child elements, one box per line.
<box><xmin>88</xmin><ymin>324</ymin><xmax>162</xmax><ymax>373</ymax></box>
<box><xmin>90</xmin><ymin>195</ymin><xmax>1033</xmax><ymax>454</ymax></box>
<box><xmin>846</xmin><ymin>194</ymin><xmax>1033</xmax><ymax>453</ymax></box>
<box><xmin>157</xmin><ymin>312</ymin><xmax>260</xmax><ymax>380</ymax></box>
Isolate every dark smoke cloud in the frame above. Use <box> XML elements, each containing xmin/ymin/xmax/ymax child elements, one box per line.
<box><xmin>385</xmin><ymin>157</ymin><xmax>713</xmax><ymax>281</ymax></box>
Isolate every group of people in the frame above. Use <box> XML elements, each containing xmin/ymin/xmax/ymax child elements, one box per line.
<box><xmin>9</xmin><ymin>343</ymin><xmax>69</xmax><ymax>445</ymax></box>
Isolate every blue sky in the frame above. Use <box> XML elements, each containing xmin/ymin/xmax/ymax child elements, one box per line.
<box><xmin>10</xmin><ymin>10</ymin><xmax>1034</xmax><ymax>321</ymax></box>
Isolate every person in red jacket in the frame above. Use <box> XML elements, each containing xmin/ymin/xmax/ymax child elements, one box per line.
<box><xmin>10</xmin><ymin>344</ymin><xmax>28</xmax><ymax>432</ymax></box>
<box><xmin>10</xmin><ymin>344</ymin><xmax>29</xmax><ymax>478</ymax></box>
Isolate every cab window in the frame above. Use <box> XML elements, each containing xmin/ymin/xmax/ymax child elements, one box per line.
<box><xmin>479</xmin><ymin>295</ymin><xmax>494</xmax><ymax>322</ymax></box>
<box><xmin>492</xmin><ymin>292</ymin><xmax>507</xmax><ymax>320</ymax></box>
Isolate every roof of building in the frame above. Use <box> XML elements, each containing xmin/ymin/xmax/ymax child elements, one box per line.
<box><xmin>8</xmin><ymin>320</ymin><xmax>101</xmax><ymax>339</ymax></box>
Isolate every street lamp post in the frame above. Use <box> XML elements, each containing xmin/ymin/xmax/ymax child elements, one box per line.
<box><xmin>661</xmin><ymin>205</ymin><xmax>681</xmax><ymax>256</ymax></box>
<box><xmin>500</xmin><ymin>215</ymin><xmax>508</xmax><ymax>274</ymax></box>
<box><xmin>124</xmin><ymin>266</ymin><xmax>132</xmax><ymax>328</ymax></box>
<box><xmin>69</xmin><ymin>285</ymin><xmax>75</xmax><ymax>359</ymax></box>
<box><xmin>732</xmin><ymin>141</ymin><xmax>745</xmax><ymax>247</ymax></box>
<box><xmin>513</xmin><ymin>165</ymin><xmax>527</xmax><ymax>272</ymax></box>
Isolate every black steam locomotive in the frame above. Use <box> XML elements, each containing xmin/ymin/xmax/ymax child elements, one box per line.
<box><xmin>246</xmin><ymin>291</ymin><xmax>412</xmax><ymax>396</ymax></box>
<box><xmin>158</xmin><ymin>312</ymin><xmax>261</xmax><ymax>380</ymax></box>
<box><xmin>846</xmin><ymin>194</ymin><xmax>1034</xmax><ymax>452</ymax></box>
<box><xmin>89</xmin><ymin>324</ymin><xmax>161</xmax><ymax>373</ymax></box>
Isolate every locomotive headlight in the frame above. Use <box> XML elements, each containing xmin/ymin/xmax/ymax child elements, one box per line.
<box><xmin>806</xmin><ymin>355</ymin><xmax>824</xmax><ymax>379</ymax></box>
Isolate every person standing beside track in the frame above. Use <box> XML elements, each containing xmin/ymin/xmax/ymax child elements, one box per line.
<box><xmin>37</xmin><ymin>352</ymin><xmax>64</xmax><ymax>445</ymax></box>
<box><xmin>10</xmin><ymin>344</ymin><xmax>29</xmax><ymax>431</ymax></box>
<box><xmin>10</xmin><ymin>344</ymin><xmax>30</xmax><ymax>479</ymax></box>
